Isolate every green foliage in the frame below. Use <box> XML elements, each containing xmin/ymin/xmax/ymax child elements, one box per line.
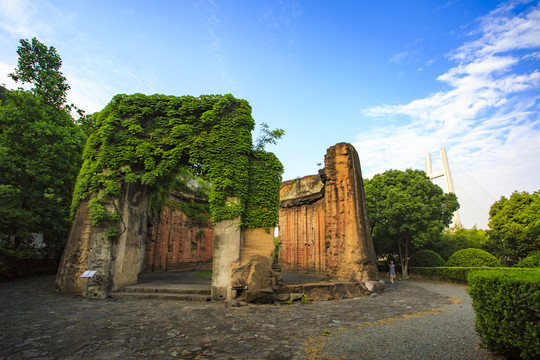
<box><xmin>274</xmin><ymin>236</ymin><xmax>280</xmax><ymax>261</ymax></box>
<box><xmin>468</xmin><ymin>269</ymin><xmax>540</xmax><ymax>359</ymax></box>
<box><xmin>300</xmin><ymin>294</ymin><xmax>310</xmax><ymax>304</ymax></box>
<box><xmin>9</xmin><ymin>37</ymin><xmax>70</xmax><ymax>109</ymax></box>
<box><xmin>516</xmin><ymin>250</ymin><xmax>540</xmax><ymax>268</ymax></box>
<box><xmin>487</xmin><ymin>190</ymin><xmax>540</xmax><ymax>264</ymax></box>
<box><xmin>447</xmin><ymin>248</ymin><xmax>500</xmax><ymax>267</ymax></box>
<box><xmin>410</xmin><ymin>266</ymin><xmax>536</xmax><ymax>284</ymax></box>
<box><xmin>421</xmin><ymin>227</ymin><xmax>488</xmax><ymax>260</ymax></box>
<box><xmin>409</xmin><ymin>250</ymin><xmax>446</xmax><ymax>267</ymax></box>
<box><xmin>0</xmin><ymin>85</ymin><xmax>7</xmax><ymax>104</ymax></box>
<box><xmin>364</xmin><ymin>169</ymin><xmax>459</xmax><ymax>276</ymax></box>
<box><xmin>0</xmin><ymin>90</ymin><xmax>84</xmax><ymax>257</ymax></box>
<box><xmin>253</xmin><ymin>122</ymin><xmax>285</xmax><ymax>151</ymax></box>
<box><xmin>76</xmin><ymin>112</ymin><xmax>98</xmax><ymax>138</ymax></box>
<box><xmin>149</xmin><ymin>169</ymin><xmax>212</xmax><ymax>226</ymax></box>
<box><xmin>71</xmin><ymin>93</ymin><xmax>283</xmax><ymax>235</ymax></box>
<box><xmin>242</xmin><ymin>150</ymin><xmax>283</xmax><ymax>229</ymax></box>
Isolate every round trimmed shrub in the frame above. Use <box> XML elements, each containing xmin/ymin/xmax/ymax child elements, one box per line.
<box><xmin>409</xmin><ymin>250</ymin><xmax>446</xmax><ymax>267</ymax></box>
<box><xmin>516</xmin><ymin>251</ymin><xmax>540</xmax><ymax>268</ymax></box>
<box><xmin>447</xmin><ymin>248</ymin><xmax>500</xmax><ymax>267</ymax></box>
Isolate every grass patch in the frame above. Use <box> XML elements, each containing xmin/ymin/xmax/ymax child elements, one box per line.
<box><xmin>194</xmin><ymin>271</ymin><xmax>212</xmax><ymax>279</ymax></box>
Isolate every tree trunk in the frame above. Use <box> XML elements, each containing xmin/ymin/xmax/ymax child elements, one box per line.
<box><xmin>402</xmin><ymin>238</ymin><xmax>409</xmax><ymax>278</ymax></box>
<box><xmin>397</xmin><ymin>239</ymin><xmax>405</xmax><ymax>277</ymax></box>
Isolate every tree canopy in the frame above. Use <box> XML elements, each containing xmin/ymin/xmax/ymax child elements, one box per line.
<box><xmin>9</xmin><ymin>37</ymin><xmax>70</xmax><ymax>109</ymax></box>
<box><xmin>0</xmin><ymin>90</ymin><xmax>84</xmax><ymax>257</ymax></box>
<box><xmin>423</xmin><ymin>227</ymin><xmax>488</xmax><ymax>260</ymax></box>
<box><xmin>486</xmin><ymin>190</ymin><xmax>540</xmax><ymax>263</ymax></box>
<box><xmin>364</xmin><ymin>169</ymin><xmax>459</xmax><ymax>276</ymax></box>
<box><xmin>1</xmin><ymin>38</ymin><xmax>84</xmax><ymax>260</ymax></box>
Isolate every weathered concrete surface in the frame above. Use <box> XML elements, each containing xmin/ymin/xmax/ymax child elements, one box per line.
<box><xmin>56</xmin><ymin>183</ymin><xmax>150</xmax><ymax>299</ymax></box>
<box><xmin>279</xmin><ymin>143</ymin><xmax>379</xmax><ymax>282</ymax></box>
<box><xmin>55</xmin><ymin>200</ymin><xmax>92</xmax><ymax>296</ymax></box>
<box><xmin>277</xmin><ymin>281</ymin><xmax>380</xmax><ymax>302</ymax></box>
<box><xmin>110</xmin><ymin>183</ymin><xmax>151</xmax><ymax>292</ymax></box>
<box><xmin>232</xmin><ymin>227</ymin><xmax>277</xmax><ymax>303</ymax></box>
<box><xmin>144</xmin><ymin>201</ymin><xmax>213</xmax><ymax>272</ymax></box>
<box><xmin>0</xmin><ymin>276</ymin><xmax>499</xmax><ymax>360</ymax></box>
<box><xmin>211</xmin><ymin>218</ymin><xmax>242</xmax><ymax>301</ymax></box>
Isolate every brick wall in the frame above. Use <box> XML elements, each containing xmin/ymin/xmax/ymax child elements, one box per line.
<box><xmin>145</xmin><ymin>204</ymin><xmax>214</xmax><ymax>272</ymax></box>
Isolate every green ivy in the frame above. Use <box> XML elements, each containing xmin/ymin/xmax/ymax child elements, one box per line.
<box><xmin>71</xmin><ymin>93</ymin><xmax>282</xmax><ymax>237</ymax></box>
<box><xmin>242</xmin><ymin>150</ymin><xmax>283</xmax><ymax>230</ymax></box>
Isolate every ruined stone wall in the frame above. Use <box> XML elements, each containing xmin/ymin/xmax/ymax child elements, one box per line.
<box><xmin>144</xmin><ymin>203</ymin><xmax>214</xmax><ymax>272</ymax></box>
<box><xmin>279</xmin><ymin>175</ymin><xmax>326</xmax><ymax>273</ymax></box>
<box><xmin>278</xmin><ymin>143</ymin><xmax>379</xmax><ymax>282</ymax></box>
<box><xmin>55</xmin><ymin>200</ymin><xmax>92</xmax><ymax>296</ymax></box>
<box><xmin>56</xmin><ymin>183</ymin><xmax>151</xmax><ymax>298</ymax></box>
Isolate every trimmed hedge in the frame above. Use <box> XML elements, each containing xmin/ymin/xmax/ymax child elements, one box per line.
<box><xmin>409</xmin><ymin>250</ymin><xmax>446</xmax><ymax>267</ymax></box>
<box><xmin>468</xmin><ymin>269</ymin><xmax>540</xmax><ymax>359</ymax></box>
<box><xmin>447</xmin><ymin>248</ymin><xmax>500</xmax><ymax>267</ymax></box>
<box><xmin>409</xmin><ymin>266</ymin><xmax>537</xmax><ymax>284</ymax></box>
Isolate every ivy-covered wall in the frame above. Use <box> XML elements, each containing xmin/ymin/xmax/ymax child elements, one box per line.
<box><xmin>71</xmin><ymin>93</ymin><xmax>283</xmax><ymax>233</ymax></box>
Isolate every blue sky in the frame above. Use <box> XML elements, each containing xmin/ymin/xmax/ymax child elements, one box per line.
<box><xmin>1</xmin><ymin>0</ymin><xmax>539</xmax><ymax>229</ymax></box>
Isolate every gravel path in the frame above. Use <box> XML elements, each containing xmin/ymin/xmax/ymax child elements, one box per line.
<box><xmin>314</xmin><ymin>280</ymin><xmax>501</xmax><ymax>360</ymax></box>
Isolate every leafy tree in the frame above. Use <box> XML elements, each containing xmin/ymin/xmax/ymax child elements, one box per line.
<box><xmin>486</xmin><ymin>190</ymin><xmax>540</xmax><ymax>264</ymax></box>
<box><xmin>0</xmin><ymin>90</ymin><xmax>84</xmax><ymax>257</ymax></box>
<box><xmin>1</xmin><ymin>39</ymin><xmax>84</xmax><ymax>260</ymax></box>
<box><xmin>76</xmin><ymin>112</ymin><xmax>97</xmax><ymax>138</ymax></box>
<box><xmin>253</xmin><ymin>122</ymin><xmax>285</xmax><ymax>151</ymax></box>
<box><xmin>422</xmin><ymin>227</ymin><xmax>488</xmax><ymax>261</ymax></box>
<box><xmin>516</xmin><ymin>250</ymin><xmax>540</xmax><ymax>268</ymax></box>
<box><xmin>9</xmin><ymin>37</ymin><xmax>70</xmax><ymax>109</ymax></box>
<box><xmin>364</xmin><ymin>169</ymin><xmax>459</xmax><ymax>277</ymax></box>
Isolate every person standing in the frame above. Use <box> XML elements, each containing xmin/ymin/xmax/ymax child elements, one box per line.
<box><xmin>388</xmin><ymin>260</ymin><xmax>396</xmax><ymax>284</ymax></box>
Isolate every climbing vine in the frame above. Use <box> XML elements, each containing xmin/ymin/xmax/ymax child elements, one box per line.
<box><xmin>243</xmin><ymin>150</ymin><xmax>283</xmax><ymax>229</ymax></box>
<box><xmin>71</xmin><ymin>93</ymin><xmax>283</xmax><ymax>236</ymax></box>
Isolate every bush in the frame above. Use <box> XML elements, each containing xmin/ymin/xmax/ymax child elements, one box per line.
<box><xmin>447</xmin><ymin>248</ymin><xmax>499</xmax><ymax>267</ymax></box>
<box><xmin>410</xmin><ymin>266</ymin><xmax>536</xmax><ymax>284</ymax></box>
<box><xmin>468</xmin><ymin>269</ymin><xmax>540</xmax><ymax>359</ymax></box>
<box><xmin>409</xmin><ymin>250</ymin><xmax>446</xmax><ymax>267</ymax></box>
<box><xmin>516</xmin><ymin>250</ymin><xmax>540</xmax><ymax>268</ymax></box>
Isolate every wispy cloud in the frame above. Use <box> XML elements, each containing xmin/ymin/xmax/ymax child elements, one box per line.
<box><xmin>198</xmin><ymin>0</ymin><xmax>232</xmax><ymax>86</ymax></box>
<box><xmin>260</xmin><ymin>0</ymin><xmax>302</xmax><ymax>28</ymax></box>
<box><xmin>355</xmin><ymin>1</ymin><xmax>540</xmax><ymax>228</ymax></box>
<box><xmin>0</xmin><ymin>0</ymin><xmax>156</xmax><ymax>114</ymax></box>
<box><xmin>0</xmin><ymin>0</ymin><xmax>53</xmax><ymax>40</ymax></box>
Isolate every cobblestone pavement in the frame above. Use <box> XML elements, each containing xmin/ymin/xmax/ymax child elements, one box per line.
<box><xmin>0</xmin><ymin>276</ymin><xmax>494</xmax><ymax>360</ymax></box>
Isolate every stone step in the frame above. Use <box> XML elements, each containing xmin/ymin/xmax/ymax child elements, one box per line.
<box><xmin>111</xmin><ymin>291</ymin><xmax>211</xmax><ymax>301</ymax></box>
<box><xmin>118</xmin><ymin>284</ymin><xmax>211</xmax><ymax>295</ymax></box>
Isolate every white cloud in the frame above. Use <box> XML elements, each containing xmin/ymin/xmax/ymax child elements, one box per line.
<box><xmin>0</xmin><ymin>0</ymin><xmax>52</xmax><ymax>39</ymax></box>
<box><xmin>0</xmin><ymin>62</ymin><xmax>16</xmax><ymax>87</ymax></box>
<box><xmin>355</xmin><ymin>1</ymin><xmax>540</xmax><ymax>229</ymax></box>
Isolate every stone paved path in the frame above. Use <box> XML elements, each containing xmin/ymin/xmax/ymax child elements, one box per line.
<box><xmin>0</xmin><ymin>276</ymin><xmax>497</xmax><ymax>359</ymax></box>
